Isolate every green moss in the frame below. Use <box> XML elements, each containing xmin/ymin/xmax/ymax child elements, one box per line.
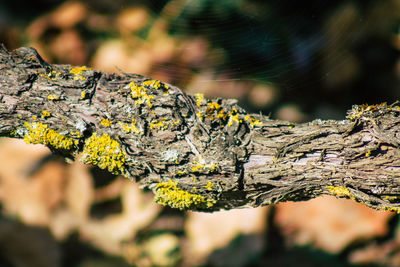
<box><xmin>81</xmin><ymin>133</ymin><xmax>126</xmax><ymax>175</ymax></box>
<box><xmin>24</xmin><ymin>122</ymin><xmax>74</xmax><ymax>151</ymax></box>
<box><xmin>154</xmin><ymin>180</ymin><xmax>216</xmax><ymax>210</ymax></box>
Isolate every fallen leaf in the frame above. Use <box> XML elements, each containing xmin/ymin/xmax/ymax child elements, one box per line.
<box><xmin>275</xmin><ymin>196</ymin><xmax>393</xmax><ymax>253</ymax></box>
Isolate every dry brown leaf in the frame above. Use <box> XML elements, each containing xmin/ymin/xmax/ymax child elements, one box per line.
<box><xmin>49</xmin><ymin>29</ymin><xmax>87</xmax><ymax>65</ymax></box>
<box><xmin>94</xmin><ymin>178</ymin><xmax>125</xmax><ymax>202</ymax></box>
<box><xmin>349</xmin><ymin>240</ymin><xmax>400</xmax><ymax>265</ymax></box>
<box><xmin>26</xmin><ymin>16</ymin><xmax>51</xmax><ymax>41</ymax></box>
<box><xmin>0</xmin><ymin>218</ymin><xmax>60</xmax><ymax>267</ymax></box>
<box><xmin>0</xmin><ymin>139</ymin><xmax>160</xmax><ymax>258</ymax></box>
<box><xmin>79</xmin><ymin>182</ymin><xmax>160</xmax><ymax>255</ymax></box>
<box><xmin>50</xmin><ymin>1</ymin><xmax>87</xmax><ymax>29</ymax></box>
<box><xmin>179</xmin><ymin>37</ymin><xmax>209</xmax><ymax>66</ymax></box>
<box><xmin>143</xmin><ymin>233</ymin><xmax>180</xmax><ymax>267</ymax></box>
<box><xmin>276</xmin><ymin>103</ymin><xmax>307</xmax><ymax>122</ymax></box>
<box><xmin>91</xmin><ymin>40</ymin><xmax>153</xmax><ymax>74</ymax></box>
<box><xmin>117</xmin><ymin>7</ymin><xmax>150</xmax><ymax>34</ymax></box>
<box><xmin>275</xmin><ymin>196</ymin><xmax>393</xmax><ymax>253</ymax></box>
<box><xmin>187</xmin><ymin>72</ymin><xmax>251</xmax><ymax>99</ymax></box>
<box><xmin>26</xmin><ymin>1</ymin><xmax>86</xmax><ymax>41</ymax></box>
<box><xmin>0</xmin><ymin>139</ymin><xmax>65</xmax><ymax>226</ymax></box>
<box><xmin>149</xmin><ymin>34</ymin><xmax>176</xmax><ymax>64</ymax></box>
<box><xmin>248</xmin><ymin>84</ymin><xmax>278</xmax><ymax>108</ymax></box>
<box><xmin>49</xmin><ymin>208</ymin><xmax>80</xmax><ymax>240</ymax></box>
<box><xmin>65</xmin><ymin>160</ymin><xmax>94</xmax><ymax>220</ymax></box>
<box><xmin>185</xmin><ymin>207</ymin><xmax>268</xmax><ymax>264</ymax></box>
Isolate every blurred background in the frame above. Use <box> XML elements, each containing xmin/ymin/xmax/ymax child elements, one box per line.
<box><xmin>0</xmin><ymin>0</ymin><xmax>400</xmax><ymax>266</ymax></box>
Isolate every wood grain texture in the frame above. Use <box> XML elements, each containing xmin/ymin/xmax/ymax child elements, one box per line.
<box><xmin>1</xmin><ymin>45</ymin><xmax>400</xmax><ymax>212</ymax></box>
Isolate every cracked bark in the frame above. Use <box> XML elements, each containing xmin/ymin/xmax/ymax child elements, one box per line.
<box><xmin>1</xmin><ymin>44</ymin><xmax>400</xmax><ymax>212</ymax></box>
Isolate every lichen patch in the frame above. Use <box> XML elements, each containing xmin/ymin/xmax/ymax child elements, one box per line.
<box><xmin>154</xmin><ymin>180</ymin><xmax>215</xmax><ymax>210</ymax></box>
<box><xmin>23</xmin><ymin>122</ymin><xmax>74</xmax><ymax>151</ymax></box>
<box><xmin>70</xmin><ymin>66</ymin><xmax>91</xmax><ymax>80</ymax></box>
<box><xmin>81</xmin><ymin>133</ymin><xmax>126</xmax><ymax>175</ymax></box>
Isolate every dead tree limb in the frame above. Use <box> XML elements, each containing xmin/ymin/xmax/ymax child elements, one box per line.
<box><xmin>1</xmin><ymin>45</ymin><xmax>400</xmax><ymax>212</ymax></box>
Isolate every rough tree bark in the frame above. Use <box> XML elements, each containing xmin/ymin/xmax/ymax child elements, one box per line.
<box><xmin>1</xmin><ymin>45</ymin><xmax>400</xmax><ymax>212</ymax></box>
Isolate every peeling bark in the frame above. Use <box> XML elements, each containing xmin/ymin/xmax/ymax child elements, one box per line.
<box><xmin>1</xmin><ymin>44</ymin><xmax>400</xmax><ymax>212</ymax></box>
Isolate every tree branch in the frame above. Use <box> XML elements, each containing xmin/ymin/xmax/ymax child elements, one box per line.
<box><xmin>1</xmin><ymin>45</ymin><xmax>400</xmax><ymax>212</ymax></box>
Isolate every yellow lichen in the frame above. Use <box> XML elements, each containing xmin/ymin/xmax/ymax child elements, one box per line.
<box><xmin>24</xmin><ymin>122</ymin><xmax>74</xmax><ymax>150</ymax></box>
<box><xmin>47</xmin><ymin>94</ymin><xmax>60</xmax><ymax>101</ymax></box>
<box><xmin>205</xmin><ymin>181</ymin><xmax>214</xmax><ymax>191</ymax></box>
<box><xmin>150</xmin><ymin>118</ymin><xmax>180</xmax><ymax>130</ymax></box>
<box><xmin>227</xmin><ymin>108</ymin><xmax>242</xmax><ymax>126</ymax></box>
<box><xmin>100</xmin><ymin>118</ymin><xmax>112</xmax><ymax>127</ymax></box>
<box><xmin>216</xmin><ymin>109</ymin><xmax>227</xmax><ymax>120</ymax></box>
<box><xmin>196</xmin><ymin>111</ymin><xmax>203</xmax><ymax>121</ymax></box>
<box><xmin>39</xmin><ymin>71</ymin><xmax>56</xmax><ymax>80</ymax></box>
<box><xmin>32</xmin><ymin>115</ymin><xmax>37</xmax><ymax>120</ymax></box>
<box><xmin>191</xmin><ymin>163</ymin><xmax>205</xmax><ymax>172</ymax></box>
<box><xmin>81</xmin><ymin>91</ymin><xmax>87</xmax><ymax>99</ymax></box>
<box><xmin>327</xmin><ymin>186</ymin><xmax>352</xmax><ymax>198</ymax></box>
<box><xmin>244</xmin><ymin>115</ymin><xmax>263</xmax><ymax>127</ymax></box>
<box><xmin>128</xmin><ymin>81</ymin><xmax>154</xmax><ymax>108</ymax></box>
<box><xmin>142</xmin><ymin>79</ymin><xmax>169</xmax><ymax>90</ymax></box>
<box><xmin>346</xmin><ymin>102</ymin><xmax>387</xmax><ymax>121</ymax></box>
<box><xmin>70</xmin><ymin>66</ymin><xmax>90</xmax><ymax>75</ymax></box>
<box><xmin>207</xmin><ymin>102</ymin><xmax>221</xmax><ymax>110</ymax></box>
<box><xmin>383</xmin><ymin>206</ymin><xmax>400</xmax><ymax>213</ymax></box>
<box><xmin>154</xmin><ymin>180</ymin><xmax>216</xmax><ymax>210</ymax></box>
<box><xmin>41</xmin><ymin>110</ymin><xmax>51</xmax><ymax>118</ymax></box>
<box><xmin>129</xmin><ymin>81</ymin><xmax>146</xmax><ymax>98</ymax></box>
<box><xmin>365</xmin><ymin>150</ymin><xmax>371</xmax><ymax>157</ymax></box>
<box><xmin>191</xmin><ymin>162</ymin><xmax>219</xmax><ymax>174</ymax></box>
<box><xmin>383</xmin><ymin>195</ymin><xmax>398</xmax><ymax>201</ymax></box>
<box><xmin>194</xmin><ymin>93</ymin><xmax>204</xmax><ymax>107</ymax></box>
<box><xmin>118</xmin><ymin>119</ymin><xmax>143</xmax><ymax>135</ymax></box>
<box><xmin>142</xmin><ymin>80</ymin><xmax>160</xmax><ymax>88</ymax></box>
<box><xmin>70</xmin><ymin>130</ymin><xmax>83</xmax><ymax>138</ymax></box>
<box><xmin>205</xmin><ymin>102</ymin><xmax>223</xmax><ymax>121</ymax></box>
<box><xmin>150</xmin><ymin>118</ymin><xmax>167</xmax><ymax>130</ymax></box>
<box><xmin>70</xmin><ymin>66</ymin><xmax>90</xmax><ymax>80</ymax></box>
<box><xmin>81</xmin><ymin>133</ymin><xmax>126</xmax><ymax>175</ymax></box>
<box><xmin>175</xmin><ymin>170</ymin><xmax>187</xmax><ymax>176</ymax></box>
<box><xmin>205</xmin><ymin>102</ymin><xmax>241</xmax><ymax>127</ymax></box>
